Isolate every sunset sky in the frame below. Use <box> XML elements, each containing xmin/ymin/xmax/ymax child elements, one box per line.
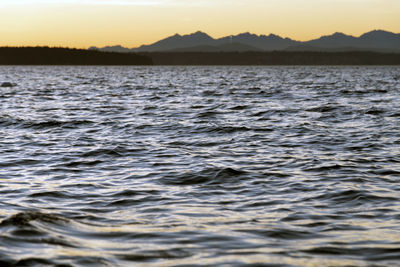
<box><xmin>1</xmin><ymin>0</ymin><xmax>399</xmax><ymax>48</ymax></box>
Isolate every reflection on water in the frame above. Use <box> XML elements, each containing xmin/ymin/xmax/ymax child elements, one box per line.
<box><xmin>0</xmin><ymin>66</ymin><xmax>400</xmax><ymax>266</ymax></box>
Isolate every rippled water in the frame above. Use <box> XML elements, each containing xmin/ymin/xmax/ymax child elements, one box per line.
<box><xmin>1</xmin><ymin>66</ymin><xmax>400</xmax><ymax>266</ymax></box>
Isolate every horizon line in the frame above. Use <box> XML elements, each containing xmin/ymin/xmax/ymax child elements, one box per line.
<box><xmin>1</xmin><ymin>28</ymin><xmax>398</xmax><ymax>50</ymax></box>
<box><xmin>97</xmin><ymin>28</ymin><xmax>399</xmax><ymax>49</ymax></box>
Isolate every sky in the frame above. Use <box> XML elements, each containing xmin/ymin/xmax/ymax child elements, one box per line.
<box><xmin>0</xmin><ymin>0</ymin><xmax>399</xmax><ymax>48</ymax></box>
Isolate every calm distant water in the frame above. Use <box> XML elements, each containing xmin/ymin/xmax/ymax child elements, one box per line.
<box><xmin>1</xmin><ymin>66</ymin><xmax>400</xmax><ymax>266</ymax></box>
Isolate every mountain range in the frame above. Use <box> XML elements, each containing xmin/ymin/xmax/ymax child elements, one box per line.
<box><xmin>90</xmin><ymin>30</ymin><xmax>400</xmax><ymax>53</ymax></box>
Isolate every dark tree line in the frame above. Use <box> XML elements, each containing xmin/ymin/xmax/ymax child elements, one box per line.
<box><xmin>0</xmin><ymin>47</ymin><xmax>153</xmax><ymax>65</ymax></box>
<box><xmin>1</xmin><ymin>47</ymin><xmax>399</xmax><ymax>65</ymax></box>
<box><xmin>142</xmin><ymin>51</ymin><xmax>400</xmax><ymax>65</ymax></box>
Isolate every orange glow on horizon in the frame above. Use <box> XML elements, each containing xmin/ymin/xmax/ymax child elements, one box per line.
<box><xmin>0</xmin><ymin>0</ymin><xmax>399</xmax><ymax>48</ymax></box>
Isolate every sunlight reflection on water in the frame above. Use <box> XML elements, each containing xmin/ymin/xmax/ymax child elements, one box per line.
<box><xmin>0</xmin><ymin>66</ymin><xmax>399</xmax><ymax>266</ymax></box>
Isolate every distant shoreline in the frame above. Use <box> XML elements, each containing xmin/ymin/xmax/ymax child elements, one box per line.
<box><xmin>0</xmin><ymin>47</ymin><xmax>153</xmax><ymax>65</ymax></box>
<box><xmin>1</xmin><ymin>47</ymin><xmax>400</xmax><ymax>65</ymax></box>
<box><xmin>142</xmin><ymin>51</ymin><xmax>400</xmax><ymax>65</ymax></box>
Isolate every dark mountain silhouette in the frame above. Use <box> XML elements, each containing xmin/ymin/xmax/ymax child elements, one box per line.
<box><xmin>216</xmin><ymin>32</ymin><xmax>298</xmax><ymax>50</ymax></box>
<box><xmin>134</xmin><ymin>31</ymin><xmax>216</xmax><ymax>52</ymax></box>
<box><xmin>115</xmin><ymin>31</ymin><xmax>298</xmax><ymax>52</ymax></box>
<box><xmin>167</xmin><ymin>42</ymin><xmax>261</xmax><ymax>52</ymax></box>
<box><xmin>359</xmin><ymin>30</ymin><xmax>400</xmax><ymax>49</ymax></box>
<box><xmin>306</xmin><ymin>32</ymin><xmax>359</xmax><ymax>48</ymax></box>
<box><xmin>91</xmin><ymin>30</ymin><xmax>400</xmax><ymax>53</ymax></box>
<box><xmin>304</xmin><ymin>30</ymin><xmax>400</xmax><ymax>51</ymax></box>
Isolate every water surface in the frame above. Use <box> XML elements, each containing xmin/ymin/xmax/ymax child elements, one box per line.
<box><xmin>0</xmin><ymin>66</ymin><xmax>400</xmax><ymax>266</ymax></box>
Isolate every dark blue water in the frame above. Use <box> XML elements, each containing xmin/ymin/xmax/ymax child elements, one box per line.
<box><xmin>1</xmin><ymin>66</ymin><xmax>400</xmax><ymax>266</ymax></box>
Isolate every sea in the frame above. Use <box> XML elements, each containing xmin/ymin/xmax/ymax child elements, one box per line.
<box><xmin>0</xmin><ymin>66</ymin><xmax>399</xmax><ymax>266</ymax></box>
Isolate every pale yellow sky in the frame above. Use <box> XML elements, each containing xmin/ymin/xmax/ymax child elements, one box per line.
<box><xmin>0</xmin><ymin>0</ymin><xmax>399</xmax><ymax>48</ymax></box>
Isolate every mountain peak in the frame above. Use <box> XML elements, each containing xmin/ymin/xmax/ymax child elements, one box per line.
<box><xmin>310</xmin><ymin>32</ymin><xmax>356</xmax><ymax>43</ymax></box>
<box><xmin>366</xmin><ymin>29</ymin><xmax>391</xmax><ymax>34</ymax></box>
<box><xmin>332</xmin><ymin>32</ymin><xmax>347</xmax><ymax>37</ymax></box>
<box><xmin>360</xmin><ymin>29</ymin><xmax>396</xmax><ymax>38</ymax></box>
<box><xmin>185</xmin><ymin>31</ymin><xmax>212</xmax><ymax>38</ymax></box>
<box><xmin>237</xmin><ymin>32</ymin><xmax>257</xmax><ymax>37</ymax></box>
<box><xmin>358</xmin><ymin>29</ymin><xmax>400</xmax><ymax>48</ymax></box>
<box><xmin>267</xmin><ymin>33</ymin><xmax>283</xmax><ymax>39</ymax></box>
<box><xmin>193</xmin><ymin>30</ymin><xmax>207</xmax><ymax>35</ymax></box>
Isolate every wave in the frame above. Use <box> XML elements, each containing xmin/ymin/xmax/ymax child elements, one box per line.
<box><xmin>162</xmin><ymin>167</ymin><xmax>248</xmax><ymax>186</ymax></box>
<box><xmin>0</xmin><ymin>211</ymin><xmax>69</xmax><ymax>227</ymax></box>
<box><xmin>0</xmin><ymin>116</ymin><xmax>95</xmax><ymax>129</ymax></box>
